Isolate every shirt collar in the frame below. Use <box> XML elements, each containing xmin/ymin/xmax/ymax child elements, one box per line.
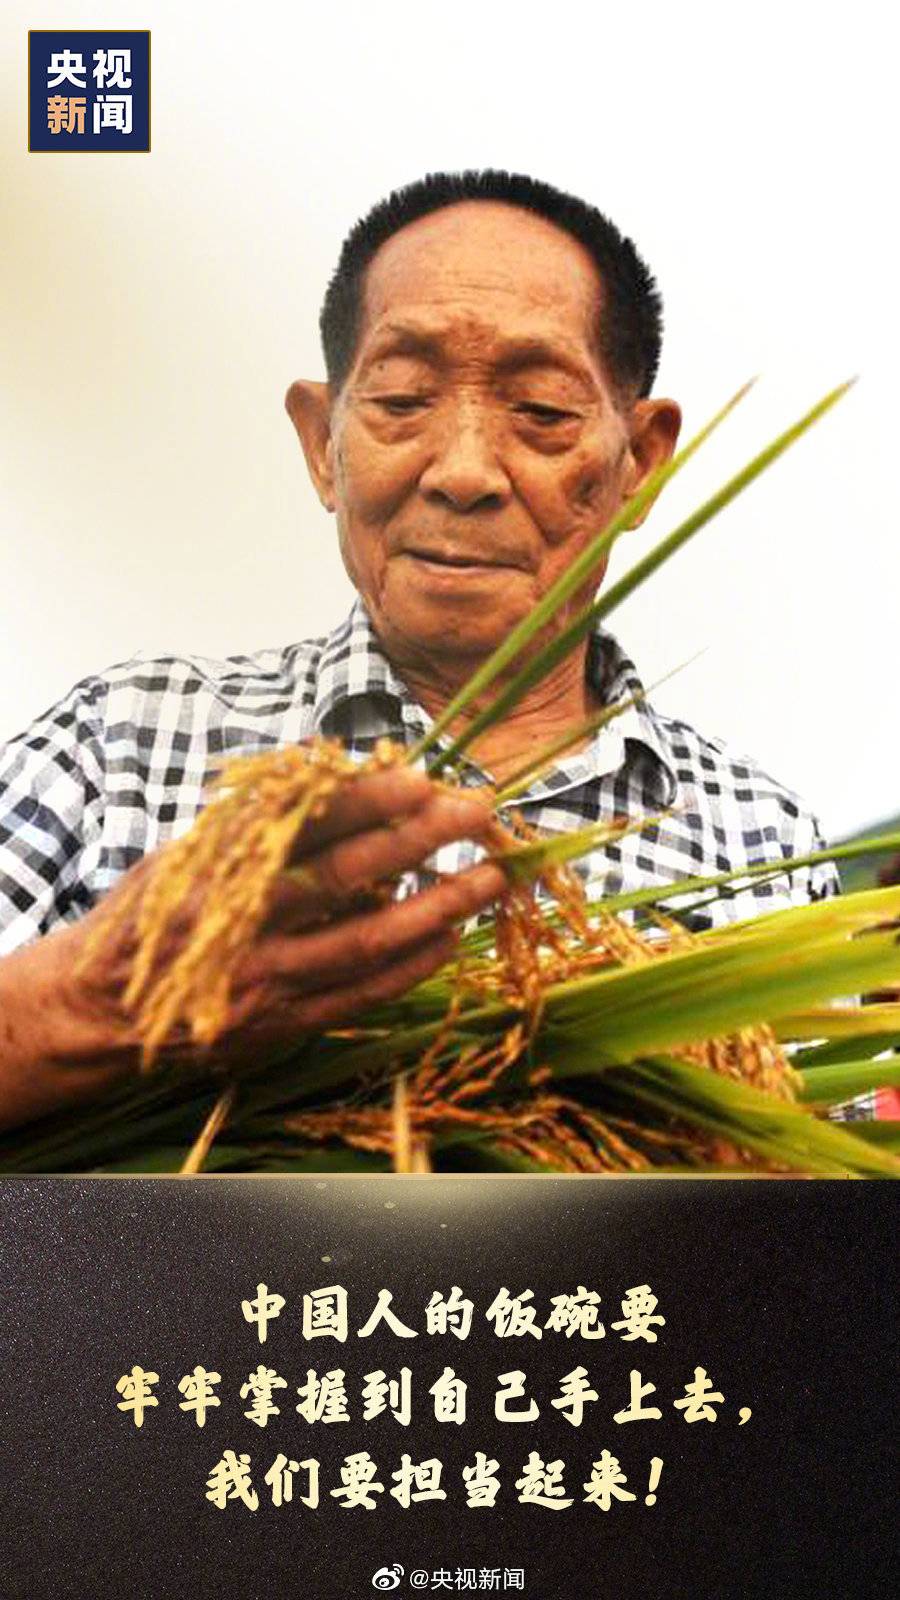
<box><xmin>585</xmin><ymin>628</ymin><xmax>679</xmax><ymax>805</ymax></box>
<box><xmin>312</xmin><ymin>596</ymin><xmax>678</xmax><ymax>804</ymax></box>
<box><xmin>312</xmin><ymin>598</ymin><xmax>412</xmax><ymax>731</ymax></box>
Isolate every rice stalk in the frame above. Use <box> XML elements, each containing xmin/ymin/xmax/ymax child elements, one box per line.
<box><xmin>17</xmin><ymin>379</ymin><xmax>897</xmax><ymax>1179</ymax></box>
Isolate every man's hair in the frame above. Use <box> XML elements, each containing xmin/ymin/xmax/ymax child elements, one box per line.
<box><xmin>319</xmin><ymin>169</ymin><xmax>663</xmax><ymax>400</ymax></box>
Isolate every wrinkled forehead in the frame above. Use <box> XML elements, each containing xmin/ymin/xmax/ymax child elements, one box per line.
<box><xmin>357</xmin><ymin>201</ymin><xmax>606</xmax><ymax>360</ymax></box>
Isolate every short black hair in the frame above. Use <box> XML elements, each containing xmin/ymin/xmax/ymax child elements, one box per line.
<box><xmin>319</xmin><ymin>169</ymin><xmax>663</xmax><ymax>400</ymax></box>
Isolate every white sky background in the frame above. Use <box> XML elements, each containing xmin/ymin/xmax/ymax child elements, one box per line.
<box><xmin>1</xmin><ymin>0</ymin><xmax>897</xmax><ymax>839</ymax></box>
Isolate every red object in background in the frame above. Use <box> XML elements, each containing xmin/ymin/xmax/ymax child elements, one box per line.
<box><xmin>876</xmin><ymin>1087</ymin><xmax>900</xmax><ymax>1119</ymax></box>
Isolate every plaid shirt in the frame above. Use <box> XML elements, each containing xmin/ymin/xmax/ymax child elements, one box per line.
<box><xmin>0</xmin><ymin>597</ymin><xmax>839</xmax><ymax>946</ymax></box>
<box><xmin>3</xmin><ymin>598</ymin><xmax>839</xmax><ymax>953</ymax></box>
<box><xmin>2</xmin><ymin>598</ymin><xmax>868</xmax><ymax>1115</ymax></box>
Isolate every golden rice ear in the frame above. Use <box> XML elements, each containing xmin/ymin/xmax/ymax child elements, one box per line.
<box><xmin>104</xmin><ymin>739</ymin><xmax>373</xmax><ymax>1068</ymax></box>
<box><xmin>59</xmin><ymin>721</ymin><xmax>900</xmax><ymax>1179</ymax></box>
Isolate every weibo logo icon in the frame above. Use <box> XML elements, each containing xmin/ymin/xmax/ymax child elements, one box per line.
<box><xmin>372</xmin><ymin>1565</ymin><xmax>404</xmax><ymax>1590</ymax></box>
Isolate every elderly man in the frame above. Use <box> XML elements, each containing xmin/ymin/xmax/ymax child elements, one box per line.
<box><xmin>0</xmin><ymin>170</ymin><xmax>836</xmax><ymax>1132</ymax></box>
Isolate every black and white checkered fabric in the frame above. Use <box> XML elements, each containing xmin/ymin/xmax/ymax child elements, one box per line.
<box><xmin>3</xmin><ymin>598</ymin><xmax>870</xmax><ymax>1119</ymax></box>
<box><xmin>0</xmin><ymin>596</ymin><xmax>839</xmax><ymax>958</ymax></box>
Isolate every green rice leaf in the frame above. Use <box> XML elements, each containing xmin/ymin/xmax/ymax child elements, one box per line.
<box><xmin>537</xmin><ymin>889</ymin><xmax>900</xmax><ymax>1065</ymax></box>
<box><xmin>594</xmin><ymin>832</ymin><xmax>900</xmax><ymax>919</ymax></box>
<box><xmin>616</xmin><ymin>1057</ymin><xmax>899</xmax><ymax>1177</ymax></box>
<box><xmin>796</xmin><ymin>1058</ymin><xmax>900</xmax><ymax>1103</ymax></box>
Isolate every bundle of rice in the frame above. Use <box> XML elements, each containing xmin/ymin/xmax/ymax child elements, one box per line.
<box><xmin>2</xmin><ymin>382</ymin><xmax>897</xmax><ymax>1177</ymax></box>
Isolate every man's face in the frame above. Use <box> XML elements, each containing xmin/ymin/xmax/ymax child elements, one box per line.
<box><xmin>293</xmin><ymin>202</ymin><xmax>678</xmax><ymax>673</ymax></box>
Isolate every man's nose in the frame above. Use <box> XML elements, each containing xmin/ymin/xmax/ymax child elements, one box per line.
<box><xmin>418</xmin><ymin>404</ymin><xmax>511</xmax><ymax>511</ymax></box>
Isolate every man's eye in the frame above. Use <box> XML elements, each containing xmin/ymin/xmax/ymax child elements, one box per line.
<box><xmin>376</xmin><ymin>395</ymin><xmax>430</xmax><ymax>415</ymax></box>
<box><xmin>515</xmin><ymin>402</ymin><xmax>578</xmax><ymax>425</ymax></box>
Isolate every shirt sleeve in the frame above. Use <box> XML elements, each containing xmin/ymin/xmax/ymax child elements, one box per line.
<box><xmin>773</xmin><ymin>796</ymin><xmax>841</xmax><ymax>909</ymax></box>
<box><xmin>804</xmin><ymin>816</ymin><xmax>841</xmax><ymax>903</ymax></box>
<box><xmin>0</xmin><ymin>677</ymin><xmax>108</xmax><ymax>955</ymax></box>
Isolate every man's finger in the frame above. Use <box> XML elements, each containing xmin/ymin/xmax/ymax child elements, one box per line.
<box><xmin>249</xmin><ymin>861</ymin><xmax>505</xmax><ymax>991</ymax></box>
<box><xmin>278</xmin><ymin>789</ymin><xmax>497</xmax><ymax>919</ymax></box>
<box><xmin>289</xmin><ymin>929</ymin><xmax>459</xmax><ymax>1031</ymax></box>
<box><xmin>289</xmin><ymin>766</ymin><xmax>432</xmax><ymax>858</ymax></box>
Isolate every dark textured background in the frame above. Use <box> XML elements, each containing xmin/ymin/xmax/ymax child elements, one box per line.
<box><xmin>0</xmin><ymin>1177</ymin><xmax>896</xmax><ymax>1599</ymax></box>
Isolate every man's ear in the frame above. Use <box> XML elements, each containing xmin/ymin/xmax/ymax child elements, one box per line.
<box><xmin>623</xmin><ymin>398</ymin><xmax>682</xmax><ymax>527</ymax></box>
<box><xmin>285</xmin><ymin>380</ymin><xmax>336</xmax><ymax>511</ymax></box>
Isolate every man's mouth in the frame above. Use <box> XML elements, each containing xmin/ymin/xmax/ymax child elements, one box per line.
<box><xmin>400</xmin><ymin>546</ymin><xmax>524</xmax><ymax>572</ymax></box>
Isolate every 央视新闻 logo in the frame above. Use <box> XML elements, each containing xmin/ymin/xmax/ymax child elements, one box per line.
<box><xmin>28</xmin><ymin>31</ymin><xmax>150</xmax><ymax>151</ymax></box>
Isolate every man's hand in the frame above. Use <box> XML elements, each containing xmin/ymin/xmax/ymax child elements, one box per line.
<box><xmin>0</xmin><ymin>768</ymin><xmax>505</xmax><ymax>1131</ymax></box>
